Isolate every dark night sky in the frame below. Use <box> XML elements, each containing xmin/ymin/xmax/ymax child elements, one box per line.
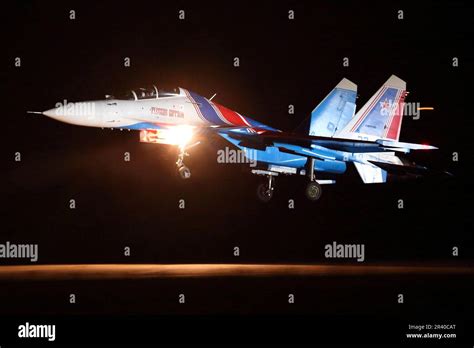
<box><xmin>1</xmin><ymin>0</ymin><xmax>473</xmax><ymax>329</ymax></box>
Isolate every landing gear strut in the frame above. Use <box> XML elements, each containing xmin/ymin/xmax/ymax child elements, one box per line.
<box><xmin>305</xmin><ymin>158</ymin><xmax>322</xmax><ymax>201</ymax></box>
<box><xmin>176</xmin><ymin>145</ymin><xmax>191</xmax><ymax>179</ymax></box>
<box><xmin>175</xmin><ymin>141</ymin><xmax>201</xmax><ymax>179</ymax></box>
<box><xmin>257</xmin><ymin>174</ymin><xmax>275</xmax><ymax>202</ymax></box>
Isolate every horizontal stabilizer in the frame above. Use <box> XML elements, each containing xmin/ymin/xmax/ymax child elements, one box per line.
<box><xmin>354</xmin><ymin>162</ymin><xmax>387</xmax><ymax>183</ymax></box>
<box><xmin>368</xmin><ymin>160</ymin><xmax>428</xmax><ymax>175</ymax></box>
<box><xmin>376</xmin><ymin>139</ymin><xmax>438</xmax><ymax>150</ymax></box>
<box><xmin>368</xmin><ymin>160</ymin><xmax>453</xmax><ymax>178</ymax></box>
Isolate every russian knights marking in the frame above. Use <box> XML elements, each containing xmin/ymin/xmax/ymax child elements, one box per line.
<box><xmin>355</xmin><ymin>87</ymin><xmax>399</xmax><ymax>136</ymax></box>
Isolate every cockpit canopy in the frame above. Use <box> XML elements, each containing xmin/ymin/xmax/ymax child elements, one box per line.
<box><xmin>116</xmin><ymin>86</ymin><xmax>181</xmax><ymax>101</ymax></box>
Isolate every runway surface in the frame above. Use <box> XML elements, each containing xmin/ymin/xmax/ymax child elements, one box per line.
<box><xmin>0</xmin><ymin>263</ymin><xmax>473</xmax><ymax>280</ymax></box>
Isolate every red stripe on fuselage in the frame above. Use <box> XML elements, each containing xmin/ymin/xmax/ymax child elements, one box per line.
<box><xmin>212</xmin><ymin>102</ymin><xmax>249</xmax><ymax>126</ymax></box>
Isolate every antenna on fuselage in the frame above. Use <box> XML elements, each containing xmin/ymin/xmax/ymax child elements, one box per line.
<box><xmin>209</xmin><ymin>93</ymin><xmax>217</xmax><ymax>101</ymax></box>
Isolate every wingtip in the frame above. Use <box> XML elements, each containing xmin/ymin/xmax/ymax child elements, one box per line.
<box><xmin>336</xmin><ymin>78</ymin><xmax>357</xmax><ymax>91</ymax></box>
<box><xmin>384</xmin><ymin>75</ymin><xmax>406</xmax><ymax>89</ymax></box>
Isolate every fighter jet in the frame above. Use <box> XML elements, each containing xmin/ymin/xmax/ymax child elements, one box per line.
<box><xmin>31</xmin><ymin>75</ymin><xmax>438</xmax><ymax>202</ymax></box>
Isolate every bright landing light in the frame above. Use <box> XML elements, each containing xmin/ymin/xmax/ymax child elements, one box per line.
<box><xmin>165</xmin><ymin>126</ymin><xmax>194</xmax><ymax>147</ymax></box>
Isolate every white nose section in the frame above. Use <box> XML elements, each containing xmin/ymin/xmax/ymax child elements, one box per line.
<box><xmin>42</xmin><ymin>107</ymin><xmax>67</xmax><ymax>123</ymax></box>
<box><xmin>42</xmin><ymin>102</ymin><xmax>99</xmax><ymax>126</ymax></box>
<box><xmin>43</xmin><ymin>108</ymin><xmax>75</xmax><ymax>125</ymax></box>
<box><xmin>43</xmin><ymin>108</ymin><xmax>59</xmax><ymax>118</ymax></box>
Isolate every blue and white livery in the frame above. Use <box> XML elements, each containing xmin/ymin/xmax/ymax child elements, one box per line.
<box><xmin>32</xmin><ymin>76</ymin><xmax>438</xmax><ymax>201</ymax></box>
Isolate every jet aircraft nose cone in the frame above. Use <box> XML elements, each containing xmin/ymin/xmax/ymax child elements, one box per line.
<box><xmin>43</xmin><ymin>108</ymin><xmax>58</xmax><ymax>118</ymax></box>
<box><xmin>42</xmin><ymin>106</ymin><xmax>70</xmax><ymax>123</ymax></box>
<box><xmin>42</xmin><ymin>101</ymin><xmax>100</xmax><ymax>126</ymax></box>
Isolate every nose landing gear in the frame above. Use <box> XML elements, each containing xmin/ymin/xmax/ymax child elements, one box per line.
<box><xmin>176</xmin><ymin>143</ymin><xmax>198</xmax><ymax>180</ymax></box>
<box><xmin>177</xmin><ymin>164</ymin><xmax>191</xmax><ymax>179</ymax></box>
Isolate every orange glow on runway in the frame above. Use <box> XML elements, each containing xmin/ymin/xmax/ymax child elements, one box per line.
<box><xmin>0</xmin><ymin>264</ymin><xmax>472</xmax><ymax>281</ymax></box>
<box><xmin>417</xmin><ymin>107</ymin><xmax>434</xmax><ymax>111</ymax></box>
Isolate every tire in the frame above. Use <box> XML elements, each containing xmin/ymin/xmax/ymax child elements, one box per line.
<box><xmin>305</xmin><ymin>181</ymin><xmax>322</xmax><ymax>201</ymax></box>
<box><xmin>178</xmin><ymin>166</ymin><xmax>191</xmax><ymax>180</ymax></box>
<box><xmin>257</xmin><ymin>183</ymin><xmax>273</xmax><ymax>202</ymax></box>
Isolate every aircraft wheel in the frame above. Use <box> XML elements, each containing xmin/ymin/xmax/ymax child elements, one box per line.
<box><xmin>305</xmin><ymin>181</ymin><xmax>322</xmax><ymax>201</ymax></box>
<box><xmin>257</xmin><ymin>183</ymin><xmax>273</xmax><ymax>202</ymax></box>
<box><xmin>178</xmin><ymin>166</ymin><xmax>191</xmax><ymax>180</ymax></box>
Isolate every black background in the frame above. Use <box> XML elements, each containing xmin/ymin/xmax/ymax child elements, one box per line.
<box><xmin>1</xmin><ymin>0</ymin><xmax>473</xmax><ymax>344</ymax></box>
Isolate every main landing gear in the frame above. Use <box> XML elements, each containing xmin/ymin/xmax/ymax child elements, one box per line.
<box><xmin>252</xmin><ymin>159</ymin><xmax>325</xmax><ymax>202</ymax></box>
<box><xmin>305</xmin><ymin>181</ymin><xmax>322</xmax><ymax>201</ymax></box>
<box><xmin>257</xmin><ymin>174</ymin><xmax>275</xmax><ymax>203</ymax></box>
<box><xmin>305</xmin><ymin>158</ymin><xmax>322</xmax><ymax>201</ymax></box>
